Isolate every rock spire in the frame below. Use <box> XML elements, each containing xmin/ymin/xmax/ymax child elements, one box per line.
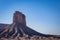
<box><xmin>13</xmin><ymin>11</ymin><xmax>26</xmax><ymax>25</ymax></box>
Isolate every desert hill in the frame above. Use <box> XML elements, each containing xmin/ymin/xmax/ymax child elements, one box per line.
<box><xmin>0</xmin><ymin>11</ymin><xmax>60</xmax><ymax>40</ymax></box>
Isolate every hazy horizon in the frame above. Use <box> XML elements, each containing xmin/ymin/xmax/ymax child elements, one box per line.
<box><xmin>0</xmin><ymin>0</ymin><xmax>60</xmax><ymax>35</ymax></box>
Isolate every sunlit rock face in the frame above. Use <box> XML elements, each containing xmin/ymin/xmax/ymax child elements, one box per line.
<box><xmin>0</xmin><ymin>11</ymin><xmax>60</xmax><ymax>40</ymax></box>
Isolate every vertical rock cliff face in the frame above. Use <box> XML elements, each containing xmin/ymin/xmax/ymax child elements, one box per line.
<box><xmin>13</xmin><ymin>11</ymin><xmax>26</xmax><ymax>26</ymax></box>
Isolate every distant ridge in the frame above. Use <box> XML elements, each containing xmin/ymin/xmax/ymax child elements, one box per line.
<box><xmin>0</xmin><ymin>11</ymin><xmax>60</xmax><ymax>40</ymax></box>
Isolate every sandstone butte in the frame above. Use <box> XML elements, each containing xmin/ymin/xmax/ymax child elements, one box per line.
<box><xmin>0</xmin><ymin>11</ymin><xmax>60</xmax><ymax>40</ymax></box>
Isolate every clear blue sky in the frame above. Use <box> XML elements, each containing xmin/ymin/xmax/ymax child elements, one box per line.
<box><xmin>0</xmin><ymin>0</ymin><xmax>60</xmax><ymax>35</ymax></box>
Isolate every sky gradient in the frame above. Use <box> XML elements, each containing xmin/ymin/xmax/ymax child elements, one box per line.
<box><xmin>0</xmin><ymin>0</ymin><xmax>60</xmax><ymax>35</ymax></box>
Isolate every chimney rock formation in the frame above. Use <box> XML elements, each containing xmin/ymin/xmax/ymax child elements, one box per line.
<box><xmin>0</xmin><ymin>11</ymin><xmax>60</xmax><ymax>40</ymax></box>
<box><xmin>13</xmin><ymin>11</ymin><xmax>26</xmax><ymax>26</ymax></box>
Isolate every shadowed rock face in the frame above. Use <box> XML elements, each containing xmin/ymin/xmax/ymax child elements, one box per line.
<box><xmin>13</xmin><ymin>11</ymin><xmax>26</xmax><ymax>26</ymax></box>
<box><xmin>0</xmin><ymin>11</ymin><xmax>60</xmax><ymax>40</ymax></box>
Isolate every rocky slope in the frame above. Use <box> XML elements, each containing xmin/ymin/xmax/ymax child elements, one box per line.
<box><xmin>0</xmin><ymin>11</ymin><xmax>60</xmax><ymax>40</ymax></box>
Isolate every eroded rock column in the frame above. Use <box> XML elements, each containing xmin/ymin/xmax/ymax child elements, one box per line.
<box><xmin>13</xmin><ymin>11</ymin><xmax>26</xmax><ymax>26</ymax></box>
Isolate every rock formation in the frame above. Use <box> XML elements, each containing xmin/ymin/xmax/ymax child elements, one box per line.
<box><xmin>13</xmin><ymin>11</ymin><xmax>26</xmax><ymax>26</ymax></box>
<box><xmin>0</xmin><ymin>11</ymin><xmax>60</xmax><ymax>40</ymax></box>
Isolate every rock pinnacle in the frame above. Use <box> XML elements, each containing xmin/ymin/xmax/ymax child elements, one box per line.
<box><xmin>13</xmin><ymin>11</ymin><xmax>26</xmax><ymax>26</ymax></box>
